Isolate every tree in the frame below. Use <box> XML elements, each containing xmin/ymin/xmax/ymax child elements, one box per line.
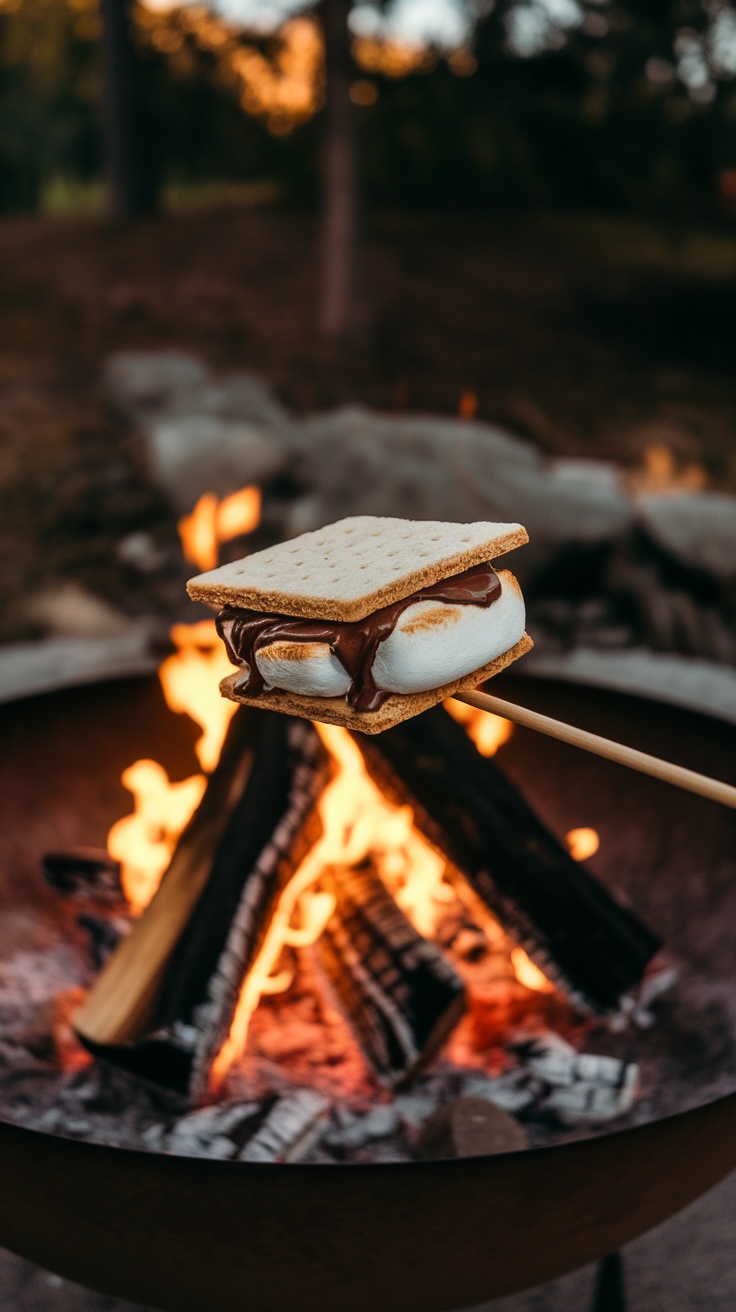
<box><xmin>99</xmin><ymin>0</ymin><xmax>157</xmax><ymax>218</ymax></box>
<box><xmin>318</xmin><ymin>0</ymin><xmax>360</xmax><ymax>339</ymax></box>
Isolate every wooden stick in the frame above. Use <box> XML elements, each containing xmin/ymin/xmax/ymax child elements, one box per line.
<box><xmin>454</xmin><ymin>690</ymin><xmax>736</xmax><ymax>811</ymax></box>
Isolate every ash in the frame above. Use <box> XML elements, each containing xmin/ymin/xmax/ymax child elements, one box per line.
<box><xmin>0</xmin><ymin>882</ymin><xmax>714</xmax><ymax>1168</ymax></box>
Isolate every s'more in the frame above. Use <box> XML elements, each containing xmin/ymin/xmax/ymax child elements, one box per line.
<box><xmin>187</xmin><ymin>516</ymin><xmax>532</xmax><ymax>733</ymax></box>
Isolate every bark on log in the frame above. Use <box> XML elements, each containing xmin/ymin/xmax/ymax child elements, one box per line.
<box><xmin>317</xmin><ymin>862</ymin><xmax>466</xmax><ymax>1088</ymax></box>
<box><xmin>351</xmin><ymin>707</ymin><xmax>660</xmax><ymax>1013</ymax></box>
<box><xmin>77</xmin><ymin>713</ymin><xmax>329</xmax><ymax>1096</ymax></box>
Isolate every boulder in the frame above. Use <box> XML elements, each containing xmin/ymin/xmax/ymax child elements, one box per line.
<box><xmin>147</xmin><ymin>415</ymin><xmax>286</xmax><ymax>514</ymax></box>
<box><xmin>104</xmin><ymin>351</ymin><xmax>209</xmax><ymax>419</ymax></box>
<box><xmin>285</xmin><ymin>408</ymin><xmax>632</xmax><ymax>555</ymax></box>
<box><xmin>104</xmin><ymin>352</ymin><xmax>292</xmax><ymax>513</ymax></box>
<box><xmin>637</xmin><ymin>492</ymin><xmax>736</xmax><ymax>580</ymax></box>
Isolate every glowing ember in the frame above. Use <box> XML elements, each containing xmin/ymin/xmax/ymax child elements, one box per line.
<box><xmin>210</xmin><ymin>723</ymin><xmax>455</xmax><ymax>1088</ymax></box>
<box><xmin>178</xmin><ymin>485</ymin><xmax>261</xmax><ymax>573</ymax></box>
<box><xmin>445</xmin><ymin>698</ymin><xmax>513</xmax><ymax>757</ymax></box>
<box><xmin>510</xmin><ymin>947</ymin><xmax>554</xmax><ymax>994</ymax></box>
<box><xmin>565</xmin><ymin>827</ymin><xmax>601</xmax><ymax>862</ymax></box>
<box><xmin>107</xmin><ymin>760</ymin><xmax>206</xmax><ymax>915</ymax></box>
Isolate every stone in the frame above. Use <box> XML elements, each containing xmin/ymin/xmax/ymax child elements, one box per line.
<box><xmin>520</xmin><ymin>646</ymin><xmax>736</xmax><ymax>727</ymax></box>
<box><xmin>637</xmin><ymin>491</ymin><xmax>736</xmax><ymax>580</ymax></box>
<box><xmin>416</xmin><ymin>1095</ymin><xmax>529</xmax><ymax>1159</ymax></box>
<box><xmin>22</xmin><ymin>582</ymin><xmax>133</xmax><ymax>640</ymax></box>
<box><xmin>104</xmin><ymin>351</ymin><xmax>209</xmax><ymax>419</ymax></box>
<box><xmin>286</xmin><ymin>408</ymin><xmax>632</xmax><ymax>557</ymax></box>
<box><xmin>105</xmin><ymin>352</ymin><xmax>293</xmax><ymax>514</ymax></box>
<box><xmin>146</xmin><ymin>415</ymin><xmax>286</xmax><ymax>513</ymax></box>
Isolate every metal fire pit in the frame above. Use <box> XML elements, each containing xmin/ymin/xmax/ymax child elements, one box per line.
<box><xmin>0</xmin><ymin>672</ymin><xmax>735</xmax><ymax>1312</ymax></box>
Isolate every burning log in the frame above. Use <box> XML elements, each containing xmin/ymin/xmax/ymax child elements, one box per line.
<box><xmin>145</xmin><ymin>1089</ymin><xmax>330</xmax><ymax>1164</ymax></box>
<box><xmin>351</xmin><ymin>706</ymin><xmax>660</xmax><ymax>1013</ymax></box>
<box><xmin>317</xmin><ymin>862</ymin><xmax>466</xmax><ymax>1088</ymax></box>
<box><xmin>75</xmin><ymin>711</ymin><xmax>329</xmax><ymax>1096</ymax></box>
<box><xmin>42</xmin><ymin>848</ymin><xmax>123</xmax><ymax>905</ymax></box>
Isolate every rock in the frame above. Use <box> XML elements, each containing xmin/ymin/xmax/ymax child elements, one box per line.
<box><xmin>520</xmin><ymin>646</ymin><xmax>736</xmax><ymax>727</ymax></box>
<box><xmin>146</xmin><ymin>415</ymin><xmax>286</xmax><ymax>513</ymax></box>
<box><xmin>105</xmin><ymin>352</ymin><xmax>292</xmax><ymax>513</ymax></box>
<box><xmin>287</xmin><ymin>408</ymin><xmax>632</xmax><ymax>557</ymax></box>
<box><xmin>22</xmin><ymin>583</ymin><xmax>133</xmax><ymax>639</ymax></box>
<box><xmin>105</xmin><ymin>351</ymin><xmax>209</xmax><ymax>418</ymax></box>
<box><xmin>637</xmin><ymin>492</ymin><xmax>736</xmax><ymax>580</ymax></box>
<box><xmin>416</xmin><ymin>1096</ymin><xmax>529</xmax><ymax>1159</ymax></box>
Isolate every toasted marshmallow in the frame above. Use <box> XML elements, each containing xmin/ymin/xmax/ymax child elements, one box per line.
<box><xmin>257</xmin><ymin>640</ymin><xmax>349</xmax><ymax>698</ymax></box>
<box><xmin>238</xmin><ymin>569</ymin><xmax>525</xmax><ymax>700</ymax></box>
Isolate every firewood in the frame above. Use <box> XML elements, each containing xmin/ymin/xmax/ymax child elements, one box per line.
<box><xmin>317</xmin><ymin>862</ymin><xmax>466</xmax><ymax>1088</ymax></box>
<box><xmin>416</xmin><ymin>1096</ymin><xmax>529</xmax><ymax>1160</ymax></box>
<box><xmin>351</xmin><ymin>706</ymin><xmax>660</xmax><ymax>1012</ymax></box>
<box><xmin>76</xmin><ymin>712</ymin><xmax>329</xmax><ymax>1096</ymax></box>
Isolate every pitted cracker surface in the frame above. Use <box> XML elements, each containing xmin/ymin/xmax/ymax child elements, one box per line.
<box><xmin>187</xmin><ymin>516</ymin><xmax>528</xmax><ymax>622</ymax></box>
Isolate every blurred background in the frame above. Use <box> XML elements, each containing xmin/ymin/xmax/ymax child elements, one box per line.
<box><xmin>0</xmin><ymin>2</ymin><xmax>735</xmax><ymax>1308</ymax></box>
<box><xmin>1</xmin><ymin>0</ymin><xmax>735</xmax><ymax>666</ymax></box>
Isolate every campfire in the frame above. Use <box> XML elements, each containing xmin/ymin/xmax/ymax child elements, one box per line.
<box><xmin>15</xmin><ymin>486</ymin><xmax>664</xmax><ymax>1166</ymax></box>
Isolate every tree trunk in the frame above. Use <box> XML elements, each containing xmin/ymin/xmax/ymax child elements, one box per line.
<box><xmin>99</xmin><ymin>0</ymin><xmax>157</xmax><ymax>220</ymax></box>
<box><xmin>318</xmin><ymin>0</ymin><xmax>359</xmax><ymax>339</ymax></box>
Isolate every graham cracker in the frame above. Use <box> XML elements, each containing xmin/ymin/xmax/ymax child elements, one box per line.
<box><xmin>219</xmin><ymin>633</ymin><xmax>533</xmax><ymax>734</ymax></box>
<box><xmin>187</xmin><ymin>516</ymin><xmax>528</xmax><ymax>622</ymax></box>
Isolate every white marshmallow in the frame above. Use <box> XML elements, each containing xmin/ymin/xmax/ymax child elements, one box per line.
<box><xmin>372</xmin><ymin>571</ymin><xmax>525</xmax><ymax>694</ymax></box>
<box><xmin>228</xmin><ymin>569</ymin><xmax>525</xmax><ymax>700</ymax></box>
<box><xmin>257</xmin><ymin>640</ymin><xmax>349</xmax><ymax>698</ymax></box>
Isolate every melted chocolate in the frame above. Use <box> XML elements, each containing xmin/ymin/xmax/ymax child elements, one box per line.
<box><xmin>217</xmin><ymin>560</ymin><xmax>502</xmax><ymax>713</ymax></box>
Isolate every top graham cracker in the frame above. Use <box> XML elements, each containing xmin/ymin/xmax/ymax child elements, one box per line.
<box><xmin>187</xmin><ymin>516</ymin><xmax>528</xmax><ymax>622</ymax></box>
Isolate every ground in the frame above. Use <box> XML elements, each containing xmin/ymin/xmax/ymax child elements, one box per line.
<box><xmin>1</xmin><ymin>203</ymin><xmax>735</xmax><ymax>642</ymax></box>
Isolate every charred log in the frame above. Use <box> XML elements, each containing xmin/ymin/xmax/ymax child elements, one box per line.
<box><xmin>317</xmin><ymin>862</ymin><xmax>466</xmax><ymax>1088</ymax></box>
<box><xmin>351</xmin><ymin>706</ymin><xmax>660</xmax><ymax>1013</ymax></box>
<box><xmin>76</xmin><ymin>712</ymin><xmax>329</xmax><ymax>1096</ymax></box>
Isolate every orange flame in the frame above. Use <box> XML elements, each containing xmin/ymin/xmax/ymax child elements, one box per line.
<box><xmin>160</xmin><ymin>622</ymin><xmax>237</xmax><ymax>772</ymax></box>
<box><xmin>210</xmin><ymin>723</ymin><xmax>454</xmax><ymax>1088</ymax></box>
<box><xmin>178</xmin><ymin>485</ymin><xmax>261</xmax><ymax>573</ymax></box>
<box><xmin>565</xmin><ymin>826</ymin><xmax>600</xmax><ymax>862</ymax></box>
<box><xmin>107</xmin><ymin>625</ymin><xmax>239</xmax><ymax>912</ymax></box>
<box><xmin>109</xmin><ymin>488</ymin><xmax>261</xmax><ymax>917</ymax></box>
<box><xmin>107</xmin><ymin>761</ymin><xmax>207</xmax><ymax>915</ymax></box>
<box><xmin>510</xmin><ymin>946</ymin><xmax>554</xmax><ymax>993</ymax></box>
<box><xmin>445</xmin><ymin>698</ymin><xmax>513</xmax><ymax>756</ymax></box>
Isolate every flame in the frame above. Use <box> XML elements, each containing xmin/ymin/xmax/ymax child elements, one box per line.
<box><xmin>565</xmin><ymin>826</ymin><xmax>600</xmax><ymax>862</ymax></box>
<box><xmin>178</xmin><ymin>485</ymin><xmax>261</xmax><ymax>573</ymax></box>
<box><xmin>109</xmin><ymin>485</ymin><xmax>261</xmax><ymax>916</ymax></box>
<box><xmin>107</xmin><ymin>761</ymin><xmax>207</xmax><ymax>914</ymax></box>
<box><xmin>210</xmin><ymin>723</ymin><xmax>454</xmax><ymax>1088</ymax></box>
<box><xmin>628</xmin><ymin>442</ymin><xmax>707</xmax><ymax>494</ymax></box>
<box><xmin>160</xmin><ymin>622</ymin><xmax>238</xmax><ymax>772</ymax></box>
<box><xmin>458</xmin><ymin>390</ymin><xmax>478</xmax><ymax>419</ymax></box>
<box><xmin>107</xmin><ymin>623</ymin><xmax>239</xmax><ymax>912</ymax></box>
<box><xmin>178</xmin><ymin>493</ymin><xmax>219</xmax><ymax>572</ymax></box>
<box><xmin>510</xmin><ymin>947</ymin><xmax>555</xmax><ymax>993</ymax></box>
<box><xmin>216</xmin><ymin>486</ymin><xmax>261</xmax><ymax>541</ymax></box>
<box><xmin>445</xmin><ymin>698</ymin><xmax>513</xmax><ymax>756</ymax></box>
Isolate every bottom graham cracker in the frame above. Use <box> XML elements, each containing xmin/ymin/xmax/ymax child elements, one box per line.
<box><xmin>219</xmin><ymin>633</ymin><xmax>533</xmax><ymax>734</ymax></box>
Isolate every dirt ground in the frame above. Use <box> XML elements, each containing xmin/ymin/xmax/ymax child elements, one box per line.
<box><xmin>1</xmin><ymin>203</ymin><xmax>735</xmax><ymax>640</ymax></box>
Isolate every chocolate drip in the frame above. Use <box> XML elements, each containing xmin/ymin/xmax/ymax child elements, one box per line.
<box><xmin>217</xmin><ymin>560</ymin><xmax>502</xmax><ymax>713</ymax></box>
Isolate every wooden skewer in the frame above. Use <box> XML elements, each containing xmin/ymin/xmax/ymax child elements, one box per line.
<box><xmin>454</xmin><ymin>689</ymin><xmax>736</xmax><ymax>811</ymax></box>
